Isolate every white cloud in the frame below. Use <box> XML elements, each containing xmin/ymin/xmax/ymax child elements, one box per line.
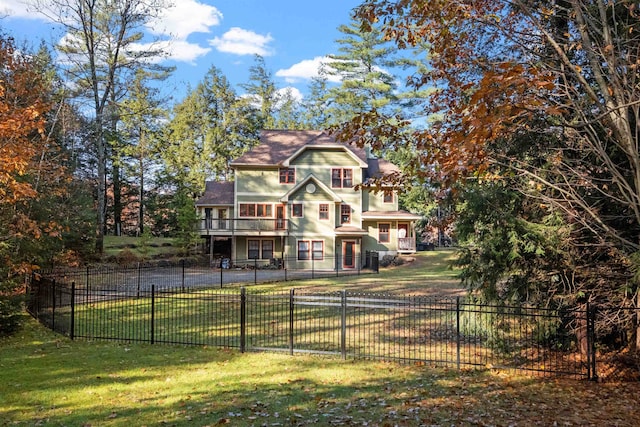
<box><xmin>241</xmin><ymin>86</ymin><xmax>303</xmax><ymax>109</ymax></box>
<box><xmin>278</xmin><ymin>86</ymin><xmax>303</xmax><ymax>103</ymax></box>
<box><xmin>0</xmin><ymin>0</ymin><xmax>36</xmax><ymax>19</ymax></box>
<box><xmin>276</xmin><ymin>56</ymin><xmax>342</xmax><ymax>83</ymax></box>
<box><xmin>131</xmin><ymin>39</ymin><xmax>211</xmax><ymax>65</ymax></box>
<box><xmin>209</xmin><ymin>27</ymin><xmax>273</xmax><ymax>56</ymax></box>
<box><xmin>148</xmin><ymin>0</ymin><xmax>222</xmax><ymax>40</ymax></box>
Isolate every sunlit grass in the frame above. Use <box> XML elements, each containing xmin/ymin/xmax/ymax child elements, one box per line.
<box><xmin>2</xmin><ymin>315</ymin><xmax>639</xmax><ymax>426</ymax></box>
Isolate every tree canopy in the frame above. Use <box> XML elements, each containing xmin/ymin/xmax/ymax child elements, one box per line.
<box><xmin>343</xmin><ymin>1</ymin><xmax>640</xmax><ymax>316</ymax></box>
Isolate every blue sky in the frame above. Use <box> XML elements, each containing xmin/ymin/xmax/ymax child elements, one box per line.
<box><xmin>0</xmin><ymin>0</ymin><xmax>363</xmax><ymax>104</ymax></box>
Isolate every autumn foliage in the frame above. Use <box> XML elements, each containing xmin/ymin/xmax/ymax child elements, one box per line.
<box><xmin>0</xmin><ymin>34</ymin><xmax>68</xmax><ymax>333</ymax></box>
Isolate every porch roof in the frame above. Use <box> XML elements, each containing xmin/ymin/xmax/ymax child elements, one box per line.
<box><xmin>362</xmin><ymin>210</ymin><xmax>422</xmax><ymax>221</ymax></box>
<box><xmin>196</xmin><ymin>181</ymin><xmax>234</xmax><ymax>206</ymax></box>
<box><xmin>334</xmin><ymin>225</ymin><xmax>368</xmax><ymax>236</ymax></box>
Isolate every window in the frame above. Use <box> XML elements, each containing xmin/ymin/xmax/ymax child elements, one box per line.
<box><xmin>379</xmin><ymin>223</ymin><xmax>390</xmax><ymax>243</ymax></box>
<box><xmin>331</xmin><ymin>168</ymin><xmax>353</xmax><ymax>188</ymax></box>
<box><xmin>257</xmin><ymin>204</ymin><xmax>272</xmax><ymax>217</ymax></box>
<box><xmin>298</xmin><ymin>240</ymin><xmax>324</xmax><ymax>260</ymax></box>
<box><xmin>312</xmin><ymin>240</ymin><xmax>324</xmax><ymax>260</ymax></box>
<box><xmin>248</xmin><ymin>239</ymin><xmax>274</xmax><ymax>259</ymax></box>
<box><xmin>279</xmin><ymin>168</ymin><xmax>295</xmax><ymax>184</ymax></box>
<box><xmin>383</xmin><ymin>190</ymin><xmax>393</xmax><ymax>204</ymax></box>
<box><xmin>298</xmin><ymin>241</ymin><xmax>310</xmax><ymax>260</ymax></box>
<box><xmin>248</xmin><ymin>240</ymin><xmax>260</xmax><ymax>259</ymax></box>
<box><xmin>292</xmin><ymin>203</ymin><xmax>303</xmax><ymax>218</ymax></box>
<box><xmin>239</xmin><ymin>203</ymin><xmax>272</xmax><ymax>217</ymax></box>
<box><xmin>340</xmin><ymin>204</ymin><xmax>351</xmax><ymax>224</ymax></box>
<box><xmin>262</xmin><ymin>240</ymin><xmax>274</xmax><ymax>260</ymax></box>
<box><xmin>319</xmin><ymin>203</ymin><xmax>329</xmax><ymax>220</ymax></box>
<box><xmin>239</xmin><ymin>203</ymin><xmax>255</xmax><ymax>217</ymax></box>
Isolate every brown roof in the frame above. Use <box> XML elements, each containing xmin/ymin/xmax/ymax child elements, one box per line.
<box><xmin>367</xmin><ymin>157</ymin><xmax>400</xmax><ymax>179</ymax></box>
<box><xmin>362</xmin><ymin>210</ymin><xmax>422</xmax><ymax>220</ymax></box>
<box><xmin>196</xmin><ymin>181</ymin><xmax>234</xmax><ymax>206</ymax></box>
<box><xmin>231</xmin><ymin>130</ymin><xmax>369</xmax><ymax>166</ymax></box>
<box><xmin>231</xmin><ymin>130</ymin><xmax>400</xmax><ymax>182</ymax></box>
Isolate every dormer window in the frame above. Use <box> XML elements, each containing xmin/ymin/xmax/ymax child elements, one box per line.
<box><xmin>332</xmin><ymin>168</ymin><xmax>353</xmax><ymax>188</ymax></box>
<box><xmin>383</xmin><ymin>190</ymin><xmax>393</xmax><ymax>204</ymax></box>
<box><xmin>279</xmin><ymin>168</ymin><xmax>295</xmax><ymax>184</ymax></box>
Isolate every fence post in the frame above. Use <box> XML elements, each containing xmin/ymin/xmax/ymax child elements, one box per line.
<box><xmin>181</xmin><ymin>259</ymin><xmax>185</xmax><ymax>292</ymax></box>
<box><xmin>240</xmin><ymin>287</ymin><xmax>246</xmax><ymax>353</ymax></box>
<box><xmin>289</xmin><ymin>289</ymin><xmax>295</xmax><ymax>355</ymax></box>
<box><xmin>587</xmin><ymin>303</ymin><xmax>598</xmax><ymax>380</ymax></box>
<box><xmin>254</xmin><ymin>259</ymin><xmax>258</xmax><ymax>285</ymax></box>
<box><xmin>51</xmin><ymin>279</ymin><xmax>56</xmax><ymax>331</ymax></box>
<box><xmin>70</xmin><ymin>282</ymin><xmax>75</xmax><ymax>340</ymax></box>
<box><xmin>150</xmin><ymin>284</ymin><xmax>155</xmax><ymax>344</ymax></box>
<box><xmin>86</xmin><ymin>266</ymin><xmax>90</xmax><ymax>301</ymax></box>
<box><xmin>312</xmin><ymin>257</ymin><xmax>315</xmax><ymax>279</ymax></box>
<box><xmin>137</xmin><ymin>262</ymin><xmax>141</xmax><ymax>298</ymax></box>
<box><xmin>456</xmin><ymin>297</ymin><xmax>461</xmax><ymax>370</ymax></box>
<box><xmin>341</xmin><ymin>290</ymin><xmax>347</xmax><ymax>360</ymax></box>
<box><xmin>220</xmin><ymin>262</ymin><xmax>223</xmax><ymax>288</ymax></box>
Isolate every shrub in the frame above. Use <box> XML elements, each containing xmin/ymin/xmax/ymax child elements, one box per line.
<box><xmin>0</xmin><ymin>278</ymin><xmax>25</xmax><ymax>336</ymax></box>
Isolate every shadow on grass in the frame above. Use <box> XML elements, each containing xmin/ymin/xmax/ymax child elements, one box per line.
<box><xmin>4</xmin><ymin>312</ymin><xmax>639</xmax><ymax>426</ymax></box>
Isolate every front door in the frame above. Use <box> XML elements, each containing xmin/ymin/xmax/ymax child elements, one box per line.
<box><xmin>342</xmin><ymin>240</ymin><xmax>356</xmax><ymax>269</ymax></box>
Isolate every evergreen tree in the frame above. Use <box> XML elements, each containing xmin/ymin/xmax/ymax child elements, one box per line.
<box><xmin>120</xmin><ymin>69</ymin><xmax>170</xmax><ymax>236</ymax></box>
<box><xmin>241</xmin><ymin>55</ymin><xmax>279</xmax><ymax>129</ymax></box>
<box><xmin>324</xmin><ymin>19</ymin><xmax>417</xmax><ymax>125</ymax></box>
<box><xmin>163</xmin><ymin>66</ymin><xmax>259</xmax><ymax>196</ymax></box>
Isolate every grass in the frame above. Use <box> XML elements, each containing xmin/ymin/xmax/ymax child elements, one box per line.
<box><xmin>2</xmin><ymin>315</ymin><xmax>640</xmax><ymax>426</ymax></box>
<box><xmin>7</xmin><ymin>249</ymin><xmax>640</xmax><ymax>426</ymax></box>
<box><xmin>103</xmin><ymin>235</ymin><xmax>178</xmax><ymax>260</ymax></box>
<box><xmin>253</xmin><ymin>249</ymin><xmax>464</xmax><ymax>295</ymax></box>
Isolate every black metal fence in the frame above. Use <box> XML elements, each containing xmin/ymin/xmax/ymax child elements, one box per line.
<box><xmin>36</xmin><ymin>254</ymin><xmax>378</xmax><ymax>294</ymax></box>
<box><xmin>27</xmin><ymin>275</ymin><xmax>596</xmax><ymax>380</ymax></box>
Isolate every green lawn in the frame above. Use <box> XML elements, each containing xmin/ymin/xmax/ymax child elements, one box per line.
<box><xmin>5</xmin><ymin>249</ymin><xmax>640</xmax><ymax>426</ymax></box>
<box><xmin>2</xmin><ymin>315</ymin><xmax>639</xmax><ymax>426</ymax></box>
<box><xmin>103</xmin><ymin>235</ymin><xmax>179</xmax><ymax>260</ymax></box>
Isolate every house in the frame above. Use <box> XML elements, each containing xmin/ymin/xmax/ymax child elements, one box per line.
<box><xmin>195</xmin><ymin>130</ymin><xmax>421</xmax><ymax>270</ymax></box>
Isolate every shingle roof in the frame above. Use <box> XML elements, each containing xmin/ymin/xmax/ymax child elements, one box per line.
<box><xmin>231</xmin><ymin>130</ymin><xmax>400</xmax><ymax>181</ymax></box>
<box><xmin>367</xmin><ymin>157</ymin><xmax>400</xmax><ymax>179</ymax></box>
<box><xmin>196</xmin><ymin>181</ymin><xmax>234</xmax><ymax>206</ymax></box>
<box><xmin>362</xmin><ymin>210</ymin><xmax>422</xmax><ymax>220</ymax></box>
<box><xmin>230</xmin><ymin>129</ymin><xmax>367</xmax><ymax>165</ymax></box>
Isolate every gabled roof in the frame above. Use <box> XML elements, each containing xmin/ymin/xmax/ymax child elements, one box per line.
<box><xmin>196</xmin><ymin>181</ymin><xmax>234</xmax><ymax>206</ymax></box>
<box><xmin>279</xmin><ymin>173</ymin><xmax>342</xmax><ymax>203</ymax></box>
<box><xmin>231</xmin><ymin>130</ymin><xmax>369</xmax><ymax>167</ymax></box>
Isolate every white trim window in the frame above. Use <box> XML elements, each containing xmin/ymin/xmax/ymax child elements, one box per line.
<box><xmin>378</xmin><ymin>223</ymin><xmax>390</xmax><ymax>243</ymax></box>
<box><xmin>298</xmin><ymin>240</ymin><xmax>324</xmax><ymax>260</ymax></box>
<box><xmin>248</xmin><ymin>239</ymin><xmax>274</xmax><ymax>259</ymax></box>
<box><xmin>319</xmin><ymin>203</ymin><xmax>329</xmax><ymax>220</ymax></box>
<box><xmin>331</xmin><ymin>168</ymin><xmax>353</xmax><ymax>188</ymax></box>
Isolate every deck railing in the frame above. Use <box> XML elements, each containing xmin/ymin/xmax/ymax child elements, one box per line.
<box><xmin>198</xmin><ymin>218</ymin><xmax>289</xmax><ymax>233</ymax></box>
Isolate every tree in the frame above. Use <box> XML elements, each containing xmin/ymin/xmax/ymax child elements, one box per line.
<box><xmin>164</xmin><ymin>65</ymin><xmax>259</xmax><ymax>195</ymax></box>
<box><xmin>324</xmin><ymin>17</ymin><xmax>430</xmax><ymax>130</ymax></box>
<box><xmin>29</xmin><ymin>0</ymin><xmax>172</xmax><ymax>252</ymax></box>
<box><xmin>348</xmin><ymin>1</ymin><xmax>640</xmax><ymax>324</ymax></box>
<box><xmin>0</xmin><ymin>34</ymin><xmax>68</xmax><ymax>334</ymax></box>
<box><xmin>273</xmin><ymin>88</ymin><xmax>305</xmax><ymax>130</ymax></box>
<box><xmin>241</xmin><ymin>55</ymin><xmax>279</xmax><ymax>130</ymax></box>
<box><xmin>302</xmin><ymin>65</ymin><xmax>332</xmax><ymax>129</ymax></box>
<box><xmin>120</xmin><ymin>68</ymin><xmax>169</xmax><ymax>236</ymax></box>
